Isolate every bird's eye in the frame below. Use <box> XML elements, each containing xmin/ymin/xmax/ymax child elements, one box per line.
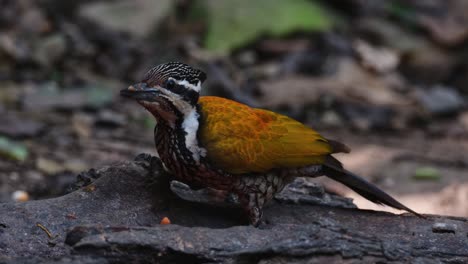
<box><xmin>165</xmin><ymin>79</ymin><xmax>176</xmax><ymax>90</ymax></box>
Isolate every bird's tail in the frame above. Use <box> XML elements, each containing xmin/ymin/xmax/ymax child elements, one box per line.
<box><xmin>322</xmin><ymin>157</ymin><xmax>423</xmax><ymax>217</ymax></box>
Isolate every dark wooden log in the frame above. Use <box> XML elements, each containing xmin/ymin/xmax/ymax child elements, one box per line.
<box><xmin>0</xmin><ymin>155</ymin><xmax>467</xmax><ymax>263</ymax></box>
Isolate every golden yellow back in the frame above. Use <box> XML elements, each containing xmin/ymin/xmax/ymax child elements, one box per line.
<box><xmin>198</xmin><ymin>96</ymin><xmax>333</xmax><ymax>174</ymax></box>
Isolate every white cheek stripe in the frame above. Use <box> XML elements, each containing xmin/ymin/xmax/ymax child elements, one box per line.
<box><xmin>176</xmin><ymin>79</ymin><xmax>201</xmax><ymax>92</ymax></box>
<box><xmin>159</xmin><ymin>90</ymin><xmax>193</xmax><ymax>115</ymax></box>
<box><xmin>159</xmin><ymin>81</ymin><xmax>204</xmax><ymax>162</ymax></box>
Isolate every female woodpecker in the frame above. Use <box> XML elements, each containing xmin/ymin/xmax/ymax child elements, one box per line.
<box><xmin>120</xmin><ymin>62</ymin><xmax>420</xmax><ymax>226</ymax></box>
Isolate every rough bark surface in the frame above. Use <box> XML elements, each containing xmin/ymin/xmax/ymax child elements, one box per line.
<box><xmin>0</xmin><ymin>156</ymin><xmax>467</xmax><ymax>263</ymax></box>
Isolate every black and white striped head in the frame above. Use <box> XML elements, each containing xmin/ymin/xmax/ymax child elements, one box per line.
<box><xmin>120</xmin><ymin>62</ymin><xmax>206</xmax><ymax>122</ymax></box>
<box><xmin>142</xmin><ymin>62</ymin><xmax>206</xmax><ymax>105</ymax></box>
<box><xmin>121</xmin><ymin>62</ymin><xmax>207</xmax><ymax>161</ymax></box>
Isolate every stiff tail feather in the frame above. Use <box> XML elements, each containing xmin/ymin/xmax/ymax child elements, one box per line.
<box><xmin>322</xmin><ymin>159</ymin><xmax>423</xmax><ymax>218</ymax></box>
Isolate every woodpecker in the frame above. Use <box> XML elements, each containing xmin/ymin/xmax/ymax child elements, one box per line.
<box><xmin>120</xmin><ymin>62</ymin><xmax>420</xmax><ymax>226</ymax></box>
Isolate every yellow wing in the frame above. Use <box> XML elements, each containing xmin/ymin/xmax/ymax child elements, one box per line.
<box><xmin>198</xmin><ymin>96</ymin><xmax>333</xmax><ymax>174</ymax></box>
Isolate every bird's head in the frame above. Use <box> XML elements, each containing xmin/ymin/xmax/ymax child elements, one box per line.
<box><xmin>120</xmin><ymin>62</ymin><xmax>206</xmax><ymax>124</ymax></box>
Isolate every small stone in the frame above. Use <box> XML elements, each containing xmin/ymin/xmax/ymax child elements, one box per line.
<box><xmin>417</xmin><ymin>86</ymin><xmax>464</xmax><ymax>115</ymax></box>
<box><xmin>12</xmin><ymin>190</ymin><xmax>29</xmax><ymax>202</ymax></box>
<box><xmin>354</xmin><ymin>39</ymin><xmax>400</xmax><ymax>73</ymax></box>
<box><xmin>432</xmin><ymin>222</ymin><xmax>457</xmax><ymax>234</ymax></box>
<box><xmin>321</xmin><ymin>111</ymin><xmax>342</xmax><ymax>127</ymax></box>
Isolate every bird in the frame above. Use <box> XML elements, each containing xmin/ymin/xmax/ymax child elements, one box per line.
<box><xmin>120</xmin><ymin>62</ymin><xmax>421</xmax><ymax>226</ymax></box>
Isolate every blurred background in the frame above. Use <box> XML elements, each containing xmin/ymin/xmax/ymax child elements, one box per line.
<box><xmin>0</xmin><ymin>0</ymin><xmax>467</xmax><ymax>216</ymax></box>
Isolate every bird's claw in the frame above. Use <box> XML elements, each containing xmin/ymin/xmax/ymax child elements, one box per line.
<box><xmin>134</xmin><ymin>153</ymin><xmax>162</xmax><ymax>171</ymax></box>
<box><xmin>170</xmin><ymin>181</ymin><xmax>240</xmax><ymax>208</ymax></box>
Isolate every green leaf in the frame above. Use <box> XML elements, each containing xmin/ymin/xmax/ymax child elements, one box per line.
<box><xmin>198</xmin><ymin>0</ymin><xmax>335</xmax><ymax>54</ymax></box>
<box><xmin>0</xmin><ymin>137</ymin><xmax>28</xmax><ymax>162</ymax></box>
<box><xmin>412</xmin><ymin>167</ymin><xmax>441</xmax><ymax>181</ymax></box>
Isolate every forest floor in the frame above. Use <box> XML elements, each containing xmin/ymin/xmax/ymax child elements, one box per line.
<box><xmin>0</xmin><ymin>0</ymin><xmax>467</xmax><ymax>218</ymax></box>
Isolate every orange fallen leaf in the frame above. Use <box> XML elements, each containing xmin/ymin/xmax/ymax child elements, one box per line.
<box><xmin>160</xmin><ymin>217</ymin><xmax>171</xmax><ymax>225</ymax></box>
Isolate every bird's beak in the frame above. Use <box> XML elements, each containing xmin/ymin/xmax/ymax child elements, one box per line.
<box><xmin>120</xmin><ymin>83</ymin><xmax>161</xmax><ymax>102</ymax></box>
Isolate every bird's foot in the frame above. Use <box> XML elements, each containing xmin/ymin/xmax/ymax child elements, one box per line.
<box><xmin>247</xmin><ymin>206</ymin><xmax>263</xmax><ymax>227</ymax></box>
<box><xmin>170</xmin><ymin>181</ymin><xmax>240</xmax><ymax>208</ymax></box>
<box><xmin>68</xmin><ymin>168</ymin><xmax>100</xmax><ymax>192</ymax></box>
<box><xmin>134</xmin><ymin>153</ymin><xmax>162</xmax><ymax>172</ymax></box>
<box><xmin>134</xmin><ymin>153</ymin><xmax>170</xmax><ymax>188</ymax></box>
<box><xmin>238</xmin><ymin>192</ymin><xmax>266</xmax><ymax>227</ymax></box>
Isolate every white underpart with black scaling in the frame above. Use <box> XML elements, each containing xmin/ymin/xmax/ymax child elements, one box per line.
<box><xmin>159</xmin><ymin>85</ymin><xmax>206</xmax><ymax>163</ymax></box>
<box><xmin>181</xmin><ymin>108</ymin><xmax>206</xmax><ymax>162</ymax></box>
